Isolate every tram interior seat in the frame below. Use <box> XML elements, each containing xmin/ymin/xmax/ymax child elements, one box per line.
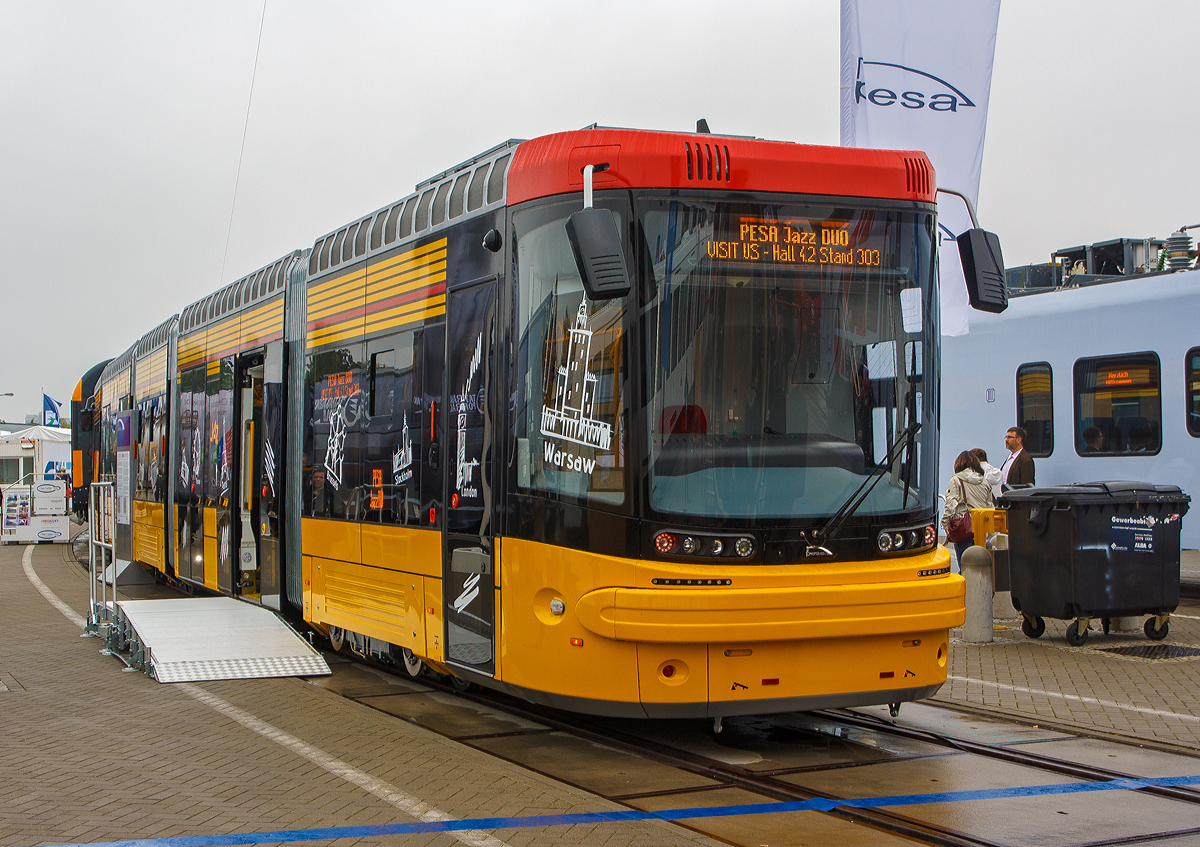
<box><xmin>1079</xmin><ymin>416</ymin><xmax>1157</xmax><ymax>453</ymax></box>
<box><xmin>1117</xmin><ymin>416</ymin><xmax>1154</xmax><ymax>452</ymax></box>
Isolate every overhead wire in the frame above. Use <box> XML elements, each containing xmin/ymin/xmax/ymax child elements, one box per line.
<box><xmin>219</xmin><ymin>0</ymin><xmax>269</xmax><ymax>287</ymax></box>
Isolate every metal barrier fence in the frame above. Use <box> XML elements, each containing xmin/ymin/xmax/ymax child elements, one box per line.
<box><xmin>86</xmin><ymin>481</ymin><xmax>115</xmax><ymax>639</ymax></box>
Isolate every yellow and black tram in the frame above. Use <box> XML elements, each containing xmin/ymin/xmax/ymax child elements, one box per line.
<box><xmin>79</xmin><ymin>126</ymin><xmax>1006</xmax><ymax>717</ymax></box>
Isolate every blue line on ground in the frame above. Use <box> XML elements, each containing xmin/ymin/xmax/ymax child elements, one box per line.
<box><xmin>37</xmin><ymin>774</ymin><xmax>1200</xmax><ymax>847</ymax></box>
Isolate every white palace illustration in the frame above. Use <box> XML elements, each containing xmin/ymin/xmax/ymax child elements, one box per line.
<box><xmin>540</xmin><ymin>301</ymin><xmax>613</xmax><ymax>451</ymax></box>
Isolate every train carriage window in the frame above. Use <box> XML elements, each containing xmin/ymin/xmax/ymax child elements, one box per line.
<box><xmin>431</xmin><ymin>181</ymin><xmax>452</xmax><ymax>226</ymax></box>
<box><xmin>513</xmin><ymin>201</ymin><xmax>628</xmax><ymax>507</ymax></box>
<box><xmin>305</xmin><ymin>343</ymin><xmax>366</xmax><ymax>519</ymax></box>
<box><xmin>414</xmin><ymin>190</ymin><xmax>435</xmax><ymax>232</ymax></box>
<box><xmin>343</xmin><ymin>223</ymin><xmax>359</xmax><ymax>262</ymax></box>
<box><xmin>399</xmin><ymin>196</ymin><xmax>418</xmax><ymax>239</ymax></box>
<box><xmin>449</xmin><ymin>173</ymin><xmax>470</xmax><ymax>219</ymax></box>
<box><xmin>1016</xmin><ymin>363</ymin><xmax>1053</xmax><ymax>457</ymax></box>
<box><xmin>1187</xmin><ymin>348</ymin><xmax>1200</xmax><ymax>438</ymax></box>
<box><xmin>1074</xmin><ymin>352</ymin><xmax>1161</xmax><ymax>455</ymax></box>
<box><xmin>486</xmin><ymin>154</ymin><xmax>510</xmax><ymax>204</ymax></box>
<box><xmin>383</xmin><ymin>203</ymin><xmax>403</xmax><ymax>245</ymax></box>
<box><xmin>353</xmin><ymin>218</ymin><xmax>369</xmax><ymax>257</ymax></box>
<box><xmin>364</xmin><ymin>332</ymin><xmax>418</xmax><ymax>523</ymax></box>
<box><xmin>466</xmin><ymin>163</ymin><xmax>489</xmax><ymax>212</ymax></box>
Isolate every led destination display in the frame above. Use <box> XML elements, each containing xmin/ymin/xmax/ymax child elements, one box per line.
<box><xmin>705</xmin><ymin>218</ymin><xmax>884</xmax><ymax>268</ymax></box>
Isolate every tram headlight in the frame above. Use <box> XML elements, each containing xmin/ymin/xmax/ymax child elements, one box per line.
<box><xmin>710</xmin><ymin>538</ymin><xmax>724</xmax><ymax>555</ymax></box>
<box><xmin>734</xmin><ymin>537</ymin><xmax>754</xmax><ymax>558</ymax></box>
<box><xmin>682</xmin><ymin>536</ymin><xmax>698</xmax><ymax>554</ymax></box>
<box><xmin>654</xmin><ymin>532</ymin><xmax>677</xmax><ymax>554</ymax></box>
<box><xmin>879</xmin><ymin>523</ymin><xmax>938</xmax><ymax>554</ymax></box>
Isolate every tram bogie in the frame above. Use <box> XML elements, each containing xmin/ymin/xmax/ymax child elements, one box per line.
<box><xmin>77</xmin><ymin>125</ymin><xmax>1007</xmax><ymax>717</ymax></box>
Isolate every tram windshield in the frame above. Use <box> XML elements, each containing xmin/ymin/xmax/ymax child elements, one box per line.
<box><xmin>639</xmin><ymin>195</ymin><xmax>938</xmax><ymax>521</ymax></box>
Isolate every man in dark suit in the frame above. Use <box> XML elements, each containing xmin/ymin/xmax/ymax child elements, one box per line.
<box><xmin>1001</xmin><ymin>426</ymin><xmax>1035</xmax><ymax>487</ymax></box>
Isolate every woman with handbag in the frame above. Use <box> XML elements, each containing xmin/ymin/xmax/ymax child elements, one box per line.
<box><xmin>942</xmin><ymin>451</ymin><xmax>995</xmax><ymax>571</ymax></box>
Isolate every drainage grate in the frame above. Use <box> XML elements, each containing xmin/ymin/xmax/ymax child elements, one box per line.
<box><xmin>1098</xmin><ymin>645</ymin><xmax>1200</xmax><ymax>660</ymax></box>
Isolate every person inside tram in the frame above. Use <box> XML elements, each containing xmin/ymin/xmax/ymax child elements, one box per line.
<box><xmin>1082</xmin><ymin>426</ymin><xmax>1105</xmax><ymax>453</ymax></box>
<box><xmin>942</xmin><ymin>451</ymin><xmax>995</xmax><ymax>572</ymax></box>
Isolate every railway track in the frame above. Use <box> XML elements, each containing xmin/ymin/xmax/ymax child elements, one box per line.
<box><xmin>331</xmin><ymin>649</ymin><xmax>1200</xmax><ymax>847</ymax></box>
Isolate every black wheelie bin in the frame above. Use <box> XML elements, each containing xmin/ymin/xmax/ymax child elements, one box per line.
<box><xmin>999</xmin><ymin>482</ymin><xmax>1190</xmax><ymax>646</ymax></box>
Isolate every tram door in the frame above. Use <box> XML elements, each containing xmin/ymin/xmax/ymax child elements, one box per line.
<box><xmin>232</xmin><ymin>351</ymin><xmax>267</xmax><ymax>601</ymax></box>
<box><xmin>443</xmin><ymin>279</ymin><xmax>497</xmax><ymax>678</ymax></box>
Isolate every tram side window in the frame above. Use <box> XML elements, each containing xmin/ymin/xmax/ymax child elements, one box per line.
<box><xmin>364</xmin><ymin>332</ymin><xmax>419</xmax><ymax>523</ymax></box>
<box><xmin>1074</xmin><ymin>352</ymin><xmax>1161</xmax><ymax>455</ymax></box>
<box><xmin>306</xmin><ymin>344</ymin><xmax>366</xmax><ymax>519</ymax></box>
<box><xmin>1016</xmin><ymin>363</ymin><xmax>1053</xmax><ymax>457</ymax></box>
<box><xmin>1186</xmin><ymin>348</ymin><xmax>1200</xmax><ymax>438</ymax></box>
<box><xmin>512</xmin><ymin>201</ymin><xmax>628</xmax><ymax>507</ymax></box>
<box><xmin>182</xmin><ymin>366</ymin><xmax>206</xmax><ymax>500</ymax></box>
<box><xmin>136</xmin><ymin>399</ymin><xmax>166</xmax><ymax>501</ymax></box>
<box><xmin>205</xmin><ymin>359</ymin><xmax>236</xmax><ymax>503</ymax></box>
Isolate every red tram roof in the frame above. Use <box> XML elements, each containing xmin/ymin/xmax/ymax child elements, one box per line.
<box><xmin>506</xmin><ymin>127</ymin><xmax>936</xmax><ymax>207</ymax></box>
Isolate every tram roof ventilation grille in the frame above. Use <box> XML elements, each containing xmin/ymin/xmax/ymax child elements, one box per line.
<box><xmin>685</xmin><ymin>141</ymin><xmax>731</xmax><ymax>183</ymax></box>
<box><xmin>135</xmin><ymin>315</ymin><xmax>178</xmax><ymax>359</ymax></box>
<box><xmin>181</xmin><ymin>252</ymin><xmax>299</xmax><ymax>334</ymax></box>
<box><xmin>309</xmin><ymin>142</ymin><xmax>520</xmax><ymax>277</ymax></box>
<box><xmin>904</xmin><ymin>157</ymin><xmax>931</xmax><ymax>197</ymax></box>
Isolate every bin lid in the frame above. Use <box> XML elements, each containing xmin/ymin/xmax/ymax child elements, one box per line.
<box><xmin>999</xmin><ymin>481</ymin><xmax>1190</xmax><ymax>507</ymax></box>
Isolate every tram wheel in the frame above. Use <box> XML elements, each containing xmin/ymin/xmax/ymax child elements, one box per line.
<box><xmin>1145</xmin><ymin>617</ymin><xmax>1169</xmax><ymax>641</ymax></box>
<box><xmin>1021</xmin><ymin>615</ymin><xmax>1045</xmax><ymax>639</ymax></box>
<box><xmin>1064</xmin><ymin>619</ymin><xmax>1088</xmax><ymax>647</ymax></box>
<box><xmin>888</xmin><ymin>703</ymin><xmax>901</xmax><ymax>718</ymax></box>
<box><xmin>328</xmin><ymin>625</ymin><xmax>345</xmax><ymax>652</ymax></box>
<box><xmin>400</xmin><ymin>647</ymin><xmax>423</xmax><ymax>678</ymax></box>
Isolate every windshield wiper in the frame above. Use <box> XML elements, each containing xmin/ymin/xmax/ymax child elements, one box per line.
<box><xmin>812</xmin><ymin>419</ymin><xmax>921</xmax><ymax>544</ymax></box>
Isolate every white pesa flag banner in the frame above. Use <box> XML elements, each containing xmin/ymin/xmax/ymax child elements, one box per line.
<box><xmin>840</xmin><ymin>0</ymin><xmax>1001</xmax><ymax>337</ymax></box>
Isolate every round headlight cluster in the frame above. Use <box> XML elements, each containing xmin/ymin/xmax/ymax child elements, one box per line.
<box><xmin>877</xmin><ymin>524</ymin><xmax>936</xmax><ymax>553</ymax></box>
<box><xmin>653</xmin><ymin>531</ymin><xmax>754</xmax><ymax>559</ymax></box>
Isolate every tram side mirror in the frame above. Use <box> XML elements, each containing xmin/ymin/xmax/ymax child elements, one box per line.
<box><xmin>79</xmin><ymin>398</ymin><xmax>95</xmax><ymax>430</ymax></box>
<box><xmin>565</xmin><ymin>208</ymin><xmax>631</xmax><ymax>300</ymax></box>
<box><xmin>957</xmin><ymin>228</ymin><xmax>1008</xmax><ymax>313</ymax></box>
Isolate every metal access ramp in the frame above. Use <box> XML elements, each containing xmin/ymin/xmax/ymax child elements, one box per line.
<box><xmin>109</xmin><ymin>597</ymin><xmax>330</xmax><ymax>683</ymax></box>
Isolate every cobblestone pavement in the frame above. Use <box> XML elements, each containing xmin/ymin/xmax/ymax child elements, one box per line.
<box><xmin>936</xmin><ymin>596</ymin><xmax>1200</xmax><ymax>750</ymax></box>
<box><xmin>0</xmin><ymin>541</ymin><xmax>722</xmax><ymax>847</ymax></box>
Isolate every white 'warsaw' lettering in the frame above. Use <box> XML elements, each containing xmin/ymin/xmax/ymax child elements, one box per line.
<box><xmin>544</xmin><ymin>440</ymin><xmax>596</xmax><ymax>475</ymax></box>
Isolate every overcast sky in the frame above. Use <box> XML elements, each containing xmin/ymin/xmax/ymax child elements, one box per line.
<box><xmin>1</xmin><ymin>0</ymin><xmax>1197</xmax><ymax>423</ymax></box>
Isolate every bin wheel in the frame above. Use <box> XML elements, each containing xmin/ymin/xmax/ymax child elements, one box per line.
<box><xmin>1065</xmin><ymin>619</ymin><xmax>1089</xmax><ymax>647</ymax></box>
<box><xmin>889</xmin><ymin>703</ymin><xmax>901</xmax><ymax>718</ymax></box>
<box><xmin>1145</xmin><ymin>617</ymin><xmax>1169</xmax><ymax>641</ymax></box>
<box><xmin>1101</xmin><ymin>617</ymin><xmax>1111</xmax><ymax>635</ymax></box>
<box><xmin>1021</xmin><ymin>615</ymin><xmax>1045</xmax><ymax>639</ymax></box>
<box><xmin>328</xmin><ymin>625</ymin><xmax>345</xmax><ymax>652</ymax></box>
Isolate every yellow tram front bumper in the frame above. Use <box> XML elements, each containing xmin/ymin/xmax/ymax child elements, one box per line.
<box><xmin>500</xmin><ymin>539</ymin><xmax>963</xmax><ymax>718</ymax></box>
